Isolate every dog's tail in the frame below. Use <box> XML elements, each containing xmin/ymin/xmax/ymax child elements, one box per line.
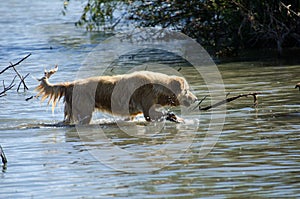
<box><xmin>35</xmin><ymin>66</ymin><xmax>69</xmax><ymax>112</ymax></box>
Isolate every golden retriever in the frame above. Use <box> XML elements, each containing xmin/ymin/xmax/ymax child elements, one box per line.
<box><xmin>36</xmin><ymin>67</ymin><xmax>197</xmax><ymax>124</ymax></box>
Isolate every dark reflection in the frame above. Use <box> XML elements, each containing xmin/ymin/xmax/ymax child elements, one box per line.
<box><xmin>48</xmin><ymin>27</ymin><xmax>113</xmax><ymax>49</ymax></box>
<box><xmin>2</xmin><ymin>164</ymin><xmax>7</xmax><ymax>173</ymax></box>
<box><xmin>111</xmin><ymin>48</ymin><xmax>192</xmax><ymax>67</ymax></box>
<box><xmin>104</xmin><ymin>48</ymin><xmax>194</xmax><ymax>76</ymax></box>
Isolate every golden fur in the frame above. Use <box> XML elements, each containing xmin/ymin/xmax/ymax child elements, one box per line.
<box><xmin>36</xmin><ymin>68</ymin><xmax>197</xmax><ymax>124</ymax></box>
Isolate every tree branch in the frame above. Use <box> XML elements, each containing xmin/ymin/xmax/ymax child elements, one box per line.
<box><xmin>17</xmin><ymin>73</ymin><xmax>30</xmax><ymax>92</ymax></box>
<box><xmin>198</xmin><ymin>92</ymin><xmax>261</xmax><ymax>111</ymax></box>
<box><xmin>0</xmin><ymin>54</ymin><xmax>31</xmax><ymax>97</ymax></box>
<box><xmin>0</xmin><ymin>53</ymin><xmax>31</xmax><ymax>75</ymax></box>
<box><xmin>0</xmin><ymin>76</ymin><xmax>17</xmax><ymax>97</ymax></box>
<box><xmin>0</xmin><ymin>145</ymin><xmax>7</xmax><ymax>165</ymax></box>
<box><xmin>280</xmin><ymin>2</ymin><xmax>300</xmax><ymax>17</ymax></box>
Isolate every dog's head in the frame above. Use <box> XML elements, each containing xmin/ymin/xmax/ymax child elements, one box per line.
<box><xmin>169</xmin><ymin>76</ymin><xmax>198</xmax><ymax>107</ymax></box>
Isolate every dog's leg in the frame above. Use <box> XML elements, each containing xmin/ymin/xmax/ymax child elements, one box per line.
<box><xmin>142</xmin><ymin>102</ymin><xmax>184</xmax><ymax>123</ymax></box>
<box><xmin>72</xmin><ymin>103</ymin><xmax>93</xmax><ymax>125</ymax></box>
<box><xmin>142</xmin><ymin>104</ymin><xmax>165</xmax><ymax>122</ymax></box>
<box><xmin>70</xmin><ymin>82</ymin><xmax>98</xmax><ymax>124</ymax></box>
<box><xmin>63</xmin><ymin>100</ymin><xmax>72</xmax><ymax>124</ymax></box>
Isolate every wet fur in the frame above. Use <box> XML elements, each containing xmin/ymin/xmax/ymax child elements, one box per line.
<box><xmin>36</xmin><ymin>70</ymin><xmax>197</xmax><ymax>124</ymax></box>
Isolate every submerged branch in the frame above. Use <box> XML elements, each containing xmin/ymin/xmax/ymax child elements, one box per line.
<box><xmin>17</xmin><ymin>73</ymin><xmax>30</xmax><ymax>92</ymax></box>
<box><xmin>199</xmin><ymin>92</ymin><xmax>261</xmax><ymax>111</ymax></box>
<box><xmin>0</xmin><ymin>76</ymin><xmax>17</xmax><ymax>97</ymax></box>
<box><xmin>191</xmin><ymin>95</ymin><xmax>208</xmax><ymax>111</ymax></box>
<box><xmin>0</xmin><ymin>145</ymin><xmax>7</xmax><ymax>165</ymax></box>
<box><xmin>0</xmin><ymin>54</ymin><xmax>31</xmax><ymax>97</ymax></box>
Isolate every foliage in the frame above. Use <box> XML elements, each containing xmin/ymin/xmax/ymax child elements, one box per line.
<box><xmin>231</xmin><ymin>0</ymin><xmax>300</xmax><ymax>55</ymax></box>
<box><xmin>63</xmin><ymin>0</ymin><xmax>130</xmax><ymax>31</ymax></box>
<box><xmin>64</xmin><ymin>0</ymin><xmax>300</xmax><ymax>57</ymax></box>
<box><xmin>130</xmin><ymin>0</ymin><xmax>244</xmax><ymax>56</ymax></box>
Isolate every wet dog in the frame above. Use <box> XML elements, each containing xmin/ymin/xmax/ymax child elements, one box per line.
<box><xmin>36</xmin><ymin>66</ymin><xmax>197</xmax><ymax>124</ymax></box>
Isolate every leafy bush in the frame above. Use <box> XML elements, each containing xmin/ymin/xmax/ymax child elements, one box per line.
<box><xmin>64</xmin><ymin>0</ymin><xmax>300</xmax><ymax>57</ymax></box>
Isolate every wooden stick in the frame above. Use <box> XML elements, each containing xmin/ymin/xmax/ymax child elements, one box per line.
<box><xmin>199</xmin><ymin>92</ymin><xmax>261</xmax><ymax>111</ymax></box>
<box><xmin>25</xmin><ymin>95</ymin><xmax>34</xmax><ymax>101</ymax></box>
<box><xmin>17</xmin><ymin>73</ymin><xmax>30</xmax><ymax>92</ymax></box>
<box><xmin>0</xmin><ymin>76</ymin><xmax>17</xmax><ymax>97</ymax></box>
<box><xmin>190</xmin><ymin>95</ymin><xmax>208</xmax><ymax>111</ymax></box>
<box><xmin>12</xmin><ymin>65</ymin><xmax>28</xmax><ymax>91</ymax></box>
<box><xmin>0</xmin><ymin>145</ymin><xmax>7</xmax><ymax>165</ymax></box>
<box><xmin>0</xmin><ymin>53</ymin><xmax>31</xmax><ymax>75</ymax></box>
<box><xmin>0</xmin><ymin>54</ymin><xmax>31</xmax><ymax>96</ymax></box>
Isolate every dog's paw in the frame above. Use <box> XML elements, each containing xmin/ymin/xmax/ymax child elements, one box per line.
<box><xmin>165</xmin><ymin>112</ymin><xmax>184</xmax><ymax>123</ymax></box>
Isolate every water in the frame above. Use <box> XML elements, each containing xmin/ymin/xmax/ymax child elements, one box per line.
<box><xmin>1</xmin><ymin>1</ymin><xmax>300</xmax><ymax>198</ymax></box>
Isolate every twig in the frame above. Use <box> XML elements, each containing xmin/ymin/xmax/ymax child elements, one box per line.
<box><xmin>0</xmin><ymin>54</ymin><xmax>31</xmax><ymax>96</ymax></box>
<box><xmin>0</xmin><ymin>76</ymin><xmax>17</xmax><ymax>97</ymax></box>
<box><xmin>110</xmin><ymin>13</ymin><xmax>125</xmax><ymax>30</ymax></box>
<box><xmin>199</xmin><ymin>92</ymin><xmax>261</xmax><ymax>111</ymax></box>
<box><xmin>12</xmin><ymin>65</ymin><xmax>28</xmax><ymax>91</ymax></box>
<box><xmin>17</xmin><ymin>73</ymin><xmax>30</xmax><ymax>92</ymax></box>
<box><xmin>280</xmin><ymin>2</ymin><xmax>300</xmax><ymax>17</ymax></box>
<box><xmin>190</xmin><ymin>95</ymin><xmax>208</xmax><ymax>111</ymax></box>
<box><xmin>0</xmin><ymin>53</ymin><xmax>31</xmax><ymax>75</ymax></box>
<box><xmin>0</xmin><ymin>145</ymin><xmax>7</xmax><ymax>165</ymax></box>
<box><xmin>25</xmin><ymin>95</ymin><xmax>34</xmax><ymax>101</ymax></box>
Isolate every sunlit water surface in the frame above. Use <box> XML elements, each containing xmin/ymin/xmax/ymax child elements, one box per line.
<box><xmin>1</xmin><ymin>1</ymin><xmax>300</xmax><ymax>198</ymax></box>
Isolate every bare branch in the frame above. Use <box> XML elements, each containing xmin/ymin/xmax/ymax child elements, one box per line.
<box><xmin>17</xmin><ymin>73</ymin><xmax>30</xmax><ymax>92</ymax></box>
<box><xmin>0</xmin><ymin>145</ymin><xmax>7</xmax><ymax>165</ymax></box>
<box><xmin>190</xmin><ymin>95</ymin><xmax>208</xmax><ymax>111</ymax></box>
<box><xmin>0</xmin><ymin>54</ymin><xmax>31</xmax><ymax>97</ymax></box>
<box><xmin>0</xmin><ymin>76</ymin><xmax>17</xmax><ymax>97</ymax></box>
<box><xmin>280</xmin><ymin>2</ymin><xmax>300</xmax><ymax>17</ymax></box>
<box><xmin>199</xmin><ymin>92</ymin><xmax>261</xmax><ymax>111</ymax></box>
<box><xmin>25</xmin><ymin>95</ymin><xmax>34</xmax><ymax>101</ymax></box>
<box><xmin>0</xmin><ymin>53</ymin><xmax>31</xmax><ymax>75</ymax></box>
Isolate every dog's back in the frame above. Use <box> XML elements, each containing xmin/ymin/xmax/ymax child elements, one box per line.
<box><xmin>36</xmin><ymin>68</ymin><xmax>197</xmax><ymax>124</ymax></box>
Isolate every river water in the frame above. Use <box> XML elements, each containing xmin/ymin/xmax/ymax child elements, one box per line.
<box><xmin>1</xmin><ymin>1</ymin><xmax>300</xmax><ymax>198</ymax></box>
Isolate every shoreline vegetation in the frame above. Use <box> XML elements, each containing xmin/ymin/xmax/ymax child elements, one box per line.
<box><xmin>63</xmin><ymin>0</ymin><xmax>300</xmax><ymax>63</ymax></box>
<box><xmin>216</xmin><ymin>48</ymin><xmax>300</xmax><ymax>65</ymax></box>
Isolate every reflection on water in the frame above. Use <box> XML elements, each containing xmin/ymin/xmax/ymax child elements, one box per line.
<box><xmin>1</xmin><ymin>0</ymin><xmax>300</xmax><ymax>198</ymax></box>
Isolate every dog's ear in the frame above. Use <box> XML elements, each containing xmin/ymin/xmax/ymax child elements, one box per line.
<box><xmin>169</xmin><ymin>78</ymin><xmax>184</xmax><ymax>95</ymax></box>
<box><xmin>44</xmin><ymin>65</ymin><xmax>58</xmax><ymax>79</ymax></box>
